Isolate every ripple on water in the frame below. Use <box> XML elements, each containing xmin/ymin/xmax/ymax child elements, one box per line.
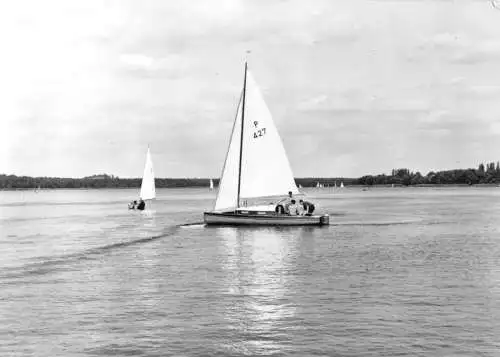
<box><xmin>1</xmin><ymin>187</ymin><xmax>500</xmax><ymax>356</ymax></box>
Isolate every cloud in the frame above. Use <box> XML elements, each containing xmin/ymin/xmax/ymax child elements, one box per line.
<box><xmin>297</xmin><ymin>95</ymin><xmax>329</xmax><ymax>111</ymax></box>
<box><xmin>2</xmin><ymin>0</ymin><xmax>500</xmax><ymax>178</ymax></box>
<box><xmin>118</xmin><ymin>52</ymin><xmax>191</xmax><ymax>80</ymax></box>
<box><xmin>450</xmin><ymin>40</ymin><xmax>500</xmax><ymax>63</ymax></box>
<box><xmin>120</xmin><ymin>54</ymin><xmax>155</xmax><ymax>69</ymax></box>
<box><xmin>408</xmin><ymin>18</ymin><xmax>500</xmax><ymax>65</ymax></box>
<box><xmin>491</xmin><ymin>122</ymin><xmax>500</xmax><ymax>134</ymax></box>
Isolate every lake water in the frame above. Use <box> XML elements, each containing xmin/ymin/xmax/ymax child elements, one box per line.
<box><xmin>1</xmin><ymin>186</ymin><xmax>500</xmax><ymax>356</ymax></box>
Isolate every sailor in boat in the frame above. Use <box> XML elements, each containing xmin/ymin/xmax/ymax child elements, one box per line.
<box><xmin>136</xmin><ymin>198</ymin><xmax>146</xmax><ymax>211</ymax></box>
<box><xmin>286</xmin><ymin>199</ymin><xmax>300</xmax><ymax>215</ymax></box>
<box><xmin>299</xmin><ymin>199</ymin><xmax>315</xmax><ymax>216</ymax></box>
<box><xmin>275</xmin><ymin>191</ymin><xmax>293</xmax><ymax>214</ymax></box>
<box><xmin>128</xmin><ymin>200</ymin><xmax>137</xmax><ymax>209</ymax></box>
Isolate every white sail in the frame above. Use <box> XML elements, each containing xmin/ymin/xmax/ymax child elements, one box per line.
<box><xmin>140</xmin><ymin>147</ymin><xmax>156</xmax><ymax>200</ymax></box>
<box><xmin>210</xmin><ymin>179</ymin><xmax>214</xmax><ymax>190</ymax></box>
<box><xmin>340</xmin><ymin>181</ymin><xmax>344</xmax><ymax>188</ymax></box>
<box><xmin>214</xmin><ymin>66</ymin><xmax>299</xmax><ymax>211</ymax></box>
<box><xmin>214</xmin><ymin>94</ymin><xmax>243</xmax><ymax>211</ymax></box>
<box><xmin>240</xmin><ymin>70</ymin><xmax>299</xmax><ymax>200</ymax></box>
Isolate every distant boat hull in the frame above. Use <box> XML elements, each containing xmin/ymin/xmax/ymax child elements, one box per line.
<box><xmin>203</xmin><ymin>211</ymin><xmax>329</xmax><ymax>226</ymax></box>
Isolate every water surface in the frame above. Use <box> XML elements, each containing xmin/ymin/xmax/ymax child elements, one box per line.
<box><xmin>1</xmin><ymin>186</ymin><xmax>499</xmax><ymax>356</ymax></box>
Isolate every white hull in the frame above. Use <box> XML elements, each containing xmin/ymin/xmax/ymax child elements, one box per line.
<box><xmin>204</xmin><ymin>211</ymin><xmax>329</xmax><ymax>226</ymax></box>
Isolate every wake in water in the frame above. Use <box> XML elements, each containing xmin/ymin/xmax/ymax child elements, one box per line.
<box><xmin>0</xmin><ymin>213</ymin><xmax>439</xmax><ymax>284</ymax></box>
<box><xmin>179</xmin><ymin>222</ymin><xmax>206</xmax><ymax>228</ymax></box>
<box><xmin>330</xmin><ymin>219</ymin><xmax>423</xmax><ymax>227</ymax></box>
<box><xmin>0</xmin><ymin>225</ymin><xmax>184</xmax><ymax>282</ymax></box>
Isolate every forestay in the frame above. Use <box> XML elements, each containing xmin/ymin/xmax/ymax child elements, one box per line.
<box><xmin>140</xmin><ymin>147</ymin><xmax>156</xmax><ymax>200</ymax></box>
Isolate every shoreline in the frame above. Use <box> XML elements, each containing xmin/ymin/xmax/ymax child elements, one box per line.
<box><xmin>3</xmin><ymin>183</ymin><xmax>498</xmax><ymax>192</ymax></box>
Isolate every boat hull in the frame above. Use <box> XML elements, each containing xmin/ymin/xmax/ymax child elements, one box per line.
<box><xmin>203</xmin><ymin>211</ymin><xmax>329</xmax><ymax>226</ymax></box>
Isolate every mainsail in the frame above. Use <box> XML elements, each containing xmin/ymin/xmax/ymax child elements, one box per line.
<box><xmin>210</xmin><ymin>179</ymin><xmax>214</xmax><ymax>190</ymax></box>
<box><xmin>140</xmin><ymin>147</ymin><xmax>156</xmax><ymax>200</ymax></box>
<box><xmin>214</xmin><ymin>65</ymin><xmax>299</xmax><ymax>211</ymax></box>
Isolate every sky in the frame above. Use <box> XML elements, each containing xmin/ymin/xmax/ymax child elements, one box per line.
<box><xmin>1</xmin><ymin>0</ymin><xmax>500</xmax><ymax>178</ymax></box>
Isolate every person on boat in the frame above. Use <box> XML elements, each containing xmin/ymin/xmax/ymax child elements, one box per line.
<box><xmin>128</xmin><ymin>200</ymin><xmax>137</xmax><ymax>209</ymax></box>
<box><xmin>136</xmin><ymin>199</ymin><xmax>146</xmax><ymax>211</ymax></box>
<box><xmin>299</xmin><ymin>199</ymin><xmax>315</xmax><ymax>216</ymax></box>
<box><xmin>275</xmin><ymin>191</ymin><xmax>294</xmax><ymax>214</ymax></box>
<box><xmin>286</xmin><ymin>199</ymin><xmax>300</xmax><ymax>215</ymax></box>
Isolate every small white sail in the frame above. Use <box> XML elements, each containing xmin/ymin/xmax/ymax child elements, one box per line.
<box><xmin>214</xmin><ymin>67</ymin><xmax>299</xmax><ymax>211</ymax></box>
<box><xmin>340</xmin><ymin>181</ymin><xmax>344</xmax><ymax>188</ymax></box>
<box><xmin>210</xmin><ymin>179</ymin><xmax>214</xmax><ymax>190</ymax></box>
<box><xmin>140</xmin><ymin>147</ymin><xmax>156</xmax><ymax>200</ymax></box>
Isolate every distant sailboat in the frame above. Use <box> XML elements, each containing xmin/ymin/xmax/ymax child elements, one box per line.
<box><xmin>340</xmin><ymin>181</ymin><xmax>344</xmax><ymax>188</ymax></box>
<box><xmin>209</xmin><ymin>179</ymin><xmax>214</xmax><ymax>190</ymax></box>
<box><xmin>138</xmin><ymin>146</ymin><xmax>156</xmax><ymax>210</ymax></box>
<box><xmin>203</xmin><ymin>62</ymin><xmax>329</xmax><ymax>226</ymax></box>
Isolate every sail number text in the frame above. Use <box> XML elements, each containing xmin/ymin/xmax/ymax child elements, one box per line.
<box><xmin>252</xmin><ymin>121</ymin><xmax>266</xmax><ymax>139</ymax></box>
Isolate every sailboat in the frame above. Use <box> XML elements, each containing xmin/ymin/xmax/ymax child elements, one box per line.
<box><xmin>139</xmin><ymin>146</ymin><xmax>156</xmax><ymax>208</ymax></box>
<box><xmin>340</xmin><ymin>181</ymin><xmax>344</xmax><ymax>188</ymax></box>
<box><xmin>209</xmin><ymin>179</ymin><xmax>214</xmax><ymax>190</ymax></box>
<box><xmin>203</xmin><ymin>63</ymin><xmax>329</xmax><ymax>226</ymax></box>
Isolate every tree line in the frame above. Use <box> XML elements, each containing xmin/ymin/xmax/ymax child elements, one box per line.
<box><xmin>0</xmin><ymin>174</ymin><xmax>220</xmax><ymax>190</ymax></box>
<box><xmin>1</xmin><ymin>162</ymin><xmax>499</xmax><ymax>189</ymax></box>
<box><xmin>357</xmin><ymin>162</ymin><xmax>500</xmax><ymax>186</ymax></box>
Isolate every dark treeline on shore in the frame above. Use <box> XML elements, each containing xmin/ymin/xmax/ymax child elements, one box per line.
<box><xmin>2</xmin><ymin>162</ymin><xmax>500</xmax><ymax>190</ymax></box>
<box><xmin>0</xmin><ymin>174</ymin><xmax>220</xmax><ymax>190</ymax></box>
<box><xmin>357</xmin><ymin>162</ymin><xmax>500</xmax><ymax>186</ymax></box>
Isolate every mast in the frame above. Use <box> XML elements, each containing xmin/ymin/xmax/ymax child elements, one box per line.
<box><xmin>236</xmin><ymin>61</ymin><xmax>248</xmax><ymax>209</ymax></box>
